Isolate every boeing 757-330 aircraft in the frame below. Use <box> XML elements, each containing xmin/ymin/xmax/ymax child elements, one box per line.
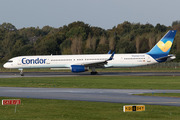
<box><xmin>3</xmin><ymin>30</ymin><xmax>177</xmax><ymax>76</ymax></box>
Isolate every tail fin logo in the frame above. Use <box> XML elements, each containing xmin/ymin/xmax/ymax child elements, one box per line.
<box><xmin>157</xmin><ymin>41</ymin><xmax>172</xmax><ymax>52</ymax></box>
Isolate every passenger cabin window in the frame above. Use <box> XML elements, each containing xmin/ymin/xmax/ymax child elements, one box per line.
<box><xmin>51</xmin><ymin>59</ymin><xmax>72</xmax><ymax>61</ymax></box>
<box><xmin>85</xmin><ymin>58</ymin><xmax>106</xmax><ymax>61</ymax></box>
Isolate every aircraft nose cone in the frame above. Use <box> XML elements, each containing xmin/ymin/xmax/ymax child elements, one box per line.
<box><xmin>3</xmin><ymin>63</ymin><xmax>8</xmax><ymax>68</ymax></box>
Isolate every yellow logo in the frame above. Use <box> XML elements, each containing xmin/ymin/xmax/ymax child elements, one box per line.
<box><xmin>157</xmin><ymin>41</ymin><xmax>172</xmax><ymax>52</ymax></box>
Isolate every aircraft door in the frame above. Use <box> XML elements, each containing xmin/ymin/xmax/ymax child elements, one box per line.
<box><xmin>147</xmin><ymin>56</ymin><xmax>151</xmax><ymax>62</ymax></box>
<box><xmin>120</xmin><ymin>57</ymin><xmax>123</xmax><ymax>62</ymax></box>
<box><xmin>17</xmin><ymin>58</ymin><xmax>21</xmax><ymax>65</ymax></box>
<box><xmin>46</xmin><ymin>58</ymin><xmax>50</xmax><ymax>64</ymax></box>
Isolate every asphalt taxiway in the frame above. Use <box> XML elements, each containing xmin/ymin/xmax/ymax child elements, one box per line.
<box><xmin>0</xmin><ymin>72</ymin><xmax>180</xmax><ymax>78</ymax></box>
<box><xmin>1</xmin><ymin>87</ymin><xmax>180</xmax><ymax>106</ymax></box>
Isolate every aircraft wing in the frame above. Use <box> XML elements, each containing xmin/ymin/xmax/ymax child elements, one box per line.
<box><xmin>80</xmin><ymin>60</ymin><xmax>108</xmax><ymax>67</ymax></box>
<box><xmin>73</xmin><ymin>52</ymin><xmax>115</xmax><ymax>67</ymax></box>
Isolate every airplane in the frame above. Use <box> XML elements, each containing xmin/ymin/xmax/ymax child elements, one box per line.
<box><xmin>3</xmin><ymin>30</ymin><xmax>177</xmax><ymax>76</ymax></box>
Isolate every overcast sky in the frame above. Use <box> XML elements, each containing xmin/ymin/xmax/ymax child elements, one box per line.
<box><xmin>0</xmin><ymin>0</ymin><xmax>180</xmax><ymax>29</ymax></box>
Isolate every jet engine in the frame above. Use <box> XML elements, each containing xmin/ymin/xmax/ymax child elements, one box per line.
<box><xmin>71</xmin><ymin>65</ymin><xmax>89</xmax><ymax>73</ymax></box>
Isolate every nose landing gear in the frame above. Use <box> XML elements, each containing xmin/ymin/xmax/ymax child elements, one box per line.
<box><xmin>19</xmin><ymin>69</ymin><xmax>24</xmax><ymax>76</ymax></box>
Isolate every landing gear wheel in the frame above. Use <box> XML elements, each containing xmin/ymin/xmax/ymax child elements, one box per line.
<box><xmin>19</xmin><ymin>69</ymin><xmax>24</xmax><ymax>76</ymax></box>
<box><xmin>91</xmin><ymin>72</ymin><xmax>98</xmax><ymax>75</ymax></box>
<box><xmin>20</xmin><ymin>72</ymin><xmax>24</xmax><ymax>76</ymax></box>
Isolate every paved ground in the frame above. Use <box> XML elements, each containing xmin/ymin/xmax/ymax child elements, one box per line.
<box><xmin>1</xmin><ymin>87</ymin><xmax>180</xmax><ymax>106</ymax></box>
<box><xmin>0</xmin><ymin>72</ymin><xmax>180</xmax><ymax>78</ymax></box>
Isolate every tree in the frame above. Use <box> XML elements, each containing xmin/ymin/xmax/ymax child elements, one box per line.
<box><xmin>173</xmin><ymin>24</ymin><xmax>180</xmax><ymax>31</ymax></box>
<box><xmin>66</xmin><ymin>26</ymin><xmax>87</xmax><ymax>40</ymax></box>
<box><xmin>116</xmin><ymin>39</ymin><xmax>136</xmax><ymax>53</ymax></box>
<box><xmin>71</xmin><ymin>36</ymin><xmax>82</xmax><ymax>54</ymax></box>
<box><xmin>60</xmin><ymin>39</ymin><xmax>72</xmax><ymax>55</ymax></box>
<box><xmin>99</xmin><ymin>35</ymin><xmax>108</xmax><ymax>45</ymax></box>
<box><xmin>135</xmin><ymin>36</ymin><xmax>140</xmax><ymax>53</ymax></box>
<box><xmin>172</xmin><ymin>20</ymin><xmax>180</xmax><ymax>26</ymax></box>
<box><xmin>148</xmin><ymin>33</ymin><xmax>156</xmax><ymax>50</ymax></box>
<box><xmin>96</xmin><ymin>44</ymin><xmax>109</xmax><ymax>54</ymax></box>
<box><xmin>11</xmin><ymin>45</ymin><xmax>36</xmax><ymax>57</ymax></box>
<box><xmin>155</xmin><ymin>23</ymin><xmax>167</xmax><ymax>32</ymax></box>
<box><xmin>0</xmin><ymin>29</ymin><xmax>6</xmax><ymax>41</ymax></box>
<box><xmin>139</xmin><ymin>36</ymin><xmax>149</xmax><ymax>53</ymax></box>
<box><xmin>42</xmin><ymin>25</ymin><xmax>53</xmax><ymax>35</ymax></box>
<box><xmin>0</xmin><ymin>22</ymin><xmax>17</xmax><ymax>31</ymax></box>
<box><xmin>108</xmin><ymin>36</ymin><xmax>116</xmax><ymax>51</ymax></box>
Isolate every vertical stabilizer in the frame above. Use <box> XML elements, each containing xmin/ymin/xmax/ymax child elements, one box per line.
<box><xmin>147</xmin><ymin>30</ymin><xmax>177</xmax><ymax>56</ymax></box>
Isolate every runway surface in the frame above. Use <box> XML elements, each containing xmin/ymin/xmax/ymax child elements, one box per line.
<box><xmin>0</xmin><ymin>72</ymin><xmax>180</xmax><ymax>78</ymax></box>
<box><xmin>1</xmin><ymin>87</ymin><xmax>180</xmax><ymax>106</ymax></box>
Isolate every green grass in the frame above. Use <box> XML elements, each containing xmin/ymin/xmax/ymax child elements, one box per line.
<box><xmin>136</xmin><ymin>93</ymin><xmax>180</xmax><ymax>98</ymax></box>
<box><xmin>1</xmin><ymin>76</ymin><xmax>180</xmax><ymax>89</ymax></box>
<box><xmin>0</xmin><ymin>97</ymin><xmax>180</xmax><ymax>120</ymax></box>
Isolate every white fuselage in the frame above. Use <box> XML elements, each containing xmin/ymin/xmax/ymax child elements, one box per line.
<box><xmin>3</xmin><ymin>53</ymin><xmax>157</xmax><ymax>69</ymax></box>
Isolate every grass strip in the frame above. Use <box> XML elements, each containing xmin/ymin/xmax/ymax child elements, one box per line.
<box><xmin>0</xmin><ymin>97</ymin><xmax>180</xmax><ymax>120</ymax></box>
<box><xmin>0</xmin><ymin>76</ymin><xmax>180</xmax><ymax>89</ymax></box>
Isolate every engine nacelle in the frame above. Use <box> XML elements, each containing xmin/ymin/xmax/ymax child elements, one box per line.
<box><xmin>71</xmin><ymin>65</ymin><xmax>89</xmax><ymax>73</ymax></box>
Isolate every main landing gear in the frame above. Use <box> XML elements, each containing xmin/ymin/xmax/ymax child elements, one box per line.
<box><xmin>90</xmin><ymin>67</ymin><xmax>98</xmax><ymax>75</ymax></box>
<box><xmin>19</xmin><ymin>69</ymin><xmax>24</xmax><ymax>76</ymax></box>
<box><xmin>91</xmin><ymin>71</ymin><xmax>98</xmax><ymax>75</ymax></box>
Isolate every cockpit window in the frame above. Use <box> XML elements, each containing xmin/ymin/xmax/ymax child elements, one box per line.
<box><xmin>7</xmin><ymin>60</ymin><xmax>13</xmax><ymax>63</ymax></box>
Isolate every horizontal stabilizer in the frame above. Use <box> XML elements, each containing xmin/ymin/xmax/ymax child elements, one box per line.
<box><xmin>156</xmin><ymin>54</ymin><xmax>176</xmax><ymax>61</ymax></box>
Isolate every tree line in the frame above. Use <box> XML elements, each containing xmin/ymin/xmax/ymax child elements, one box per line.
<box><xmin>1</xmin><ymin>20</ymin><xmax>180</xmax><ymax>63</ymax></box>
